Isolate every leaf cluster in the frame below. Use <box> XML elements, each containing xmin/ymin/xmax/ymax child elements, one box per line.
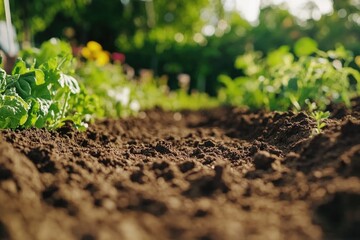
<box><xmin>0</xmin><ymin>56</ymin><xmax>95</xmax><ymax>130</ymax></box>
<box><xmin>76</xmin><ymin>61</ymin><xmax>219</xmax><ymax>117</ymax></box>
<box><xmin>310</xmin><ymin>110</ymin><xmax>330</xmax><ymax>135</ymax></box>
<box><xmin>219</xmin><ymin>38</ymin><xmax>360</xmax><ymax>111</ymax></box>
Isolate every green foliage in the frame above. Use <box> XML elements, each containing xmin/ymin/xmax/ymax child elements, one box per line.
<box><xmin>219</xmin><ymin>38</ymin><xmax>360</xmax><ymax>111</ymax></box>
<box><xmin>0</xmin><ymin>92</ymin><xmax>29</xmax><ymax>129</ymax></box>
<box><xmin>3</xmin><ymin>0</ymin><xmax>360</xmax><ymax>96</ymax></box>
<box><xmin>294</xmin><ymin>37</ymin><xmax>318</xmax><ymax>57</ymax></box>
<box><xmin>310</xmin><ymin>110</ymin><xmax>330</xmax><ymax>135</ymax></box>
<box><xmin>75</xmin><ymin>62</ymin><xmax>138</xmax><ymax>117</ymax></box>
<box><xmin>20</xmin><ymin>39</ymin><xmax>218</xmax><ymax>120</ymax></box>
<box><xmin>134</xmin><ymin>78</ymin><xmax>219</xmax><ymax>112</ymax></box>
<box><xmin>0</xmin><ymin>0</ymin><xmax>90</xmax><ymax>43</ymax></box>
<box><xmin>21</xmin><ymin>38</ymin><xmax>75</xmax><ymax>71</ymax></box>
<box><xmin>0</xmin><ymin>56</ymin><xmax>95</xmax><ymax>130</ymax></box>
<box><xmin>305</xmin><ymin>0</ymin><xmax>360</xmax><ymax>56</ymax></box>
<box><xmin>76</xmin><ymin>62</ymin><xmax>218</xmax><ymax>116</ymax></box>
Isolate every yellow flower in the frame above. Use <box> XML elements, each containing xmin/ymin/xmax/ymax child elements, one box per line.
<box><xmin>80</xmin><ymin>41</ymin><xmax>109</xmax><ymax>65</ymax></box>
<box><xmin>81</xmin><ymin>47</ymin><xmax>92</xmax><ymax>59</ymax></box>
<box><xmin>95</xmin><ymin>51</ymin><xmax>110</xmax><ymax>66</ymax></box>
<box><xmin>355</xmin><ymin>56</ymin><xmax>360</xmax><ymax>67</ymax></box>
<box><xmin>87</xmin><ymin>41</ymin><xmax>102</xmax><ymax>52</ymax></box>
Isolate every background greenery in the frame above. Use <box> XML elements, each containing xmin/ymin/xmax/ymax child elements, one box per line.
<box><xmin>1</xmin><ymin>0</ymin><xmax>360</xmax><ymax>100</ymax></box>
<box><xmin>0</xmin><ymin>0</ymin><xmax>360</xmax><ymax>130</ymax></box>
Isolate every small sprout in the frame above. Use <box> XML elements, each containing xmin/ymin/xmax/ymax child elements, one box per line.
<box><xmin>310</xmin><ymin>110</ymin><xmax>330</xmax><ymax>135</ymax></box>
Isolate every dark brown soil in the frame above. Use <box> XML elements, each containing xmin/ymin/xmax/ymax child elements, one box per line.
<box><xmin>1</xmin><ymin>100</ymin><xmax>360</xmax><ymax>240</ymax></box>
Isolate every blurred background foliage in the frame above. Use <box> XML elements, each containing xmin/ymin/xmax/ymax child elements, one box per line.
<box><xmin>0</xmin><ymin>0</ymin><xmax>359</xmax><ymax>95</ymax></box>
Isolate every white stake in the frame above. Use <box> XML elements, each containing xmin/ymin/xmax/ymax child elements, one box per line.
<box><xmin>4</xmin><ymin>0</ymin><xmax>15</xmax><ymax>56</ymax></box>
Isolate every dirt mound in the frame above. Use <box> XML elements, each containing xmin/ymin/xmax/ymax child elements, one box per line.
<box><xmin>1</xmin><ymin>105</ymin><xmax>359</xmax><ymax>240</ymax></box>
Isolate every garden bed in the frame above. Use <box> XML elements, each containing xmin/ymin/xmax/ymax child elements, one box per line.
<box><xmin>1</xmin><ymin>100</ymin><xmax>360</xmax><ymax>240</ymax></box>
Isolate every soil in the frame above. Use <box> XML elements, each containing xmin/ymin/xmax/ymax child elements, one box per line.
<box><xmin>0</xmin><ymin>99</ymin><xmax>360</xmax><ymax>240</ymax></box>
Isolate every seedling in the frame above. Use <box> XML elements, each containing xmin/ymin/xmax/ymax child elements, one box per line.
<box><xmin>310</xmin><ymin>110</ymin><xmax>330</xmax><ymax>135</ymax></box>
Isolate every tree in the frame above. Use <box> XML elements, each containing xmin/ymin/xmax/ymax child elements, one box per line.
<box><xmin>305</xmin><ymin>0</ymin><xmax>360</xmax><ymax>55</ymax></box>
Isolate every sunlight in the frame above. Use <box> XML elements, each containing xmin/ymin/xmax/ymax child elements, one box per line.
<box><xmin>225</xmin><ymin>0</ymin><xmax>333</xmax><ymax>23</ymax></box>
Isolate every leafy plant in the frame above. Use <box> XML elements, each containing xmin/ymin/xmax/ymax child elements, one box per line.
<box><xmin>0</xmin><ymin>56</ymin><xmax>96</xmax><ymax>130</ymax></box>
<box><xmin>76</xmin><ymin>62</ymin><xmax>219</xmax><ymax>117</ymax></box>
<box><xmin>75</xmin><ymin>61</ymin><xmax>140</xmax><ymax>117</ymax></box>
<box><xmin>310</xmin><ymin>110</ymin><xmax>330</xmax><ymax>135</ymax></box>
<box><xmin>18</xmin><ymin>39</ymin><xmax>219</xmax><ymax>124</ymax></box>
<box><xmin>219</xmin><ymin>38</ymin><xmax>360</xmax><ymax>112</ymax></box>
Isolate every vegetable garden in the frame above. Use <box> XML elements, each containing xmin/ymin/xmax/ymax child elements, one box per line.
<box><xmin>1</xmin><ymin>1</ymin><xmax>360</xmax><ymax>239</ymax></box>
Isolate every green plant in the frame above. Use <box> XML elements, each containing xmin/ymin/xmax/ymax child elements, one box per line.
<box><xmin>20</xmin><ymin>39</ymin><xmax>218</xmax><ymax>120</ymax></box>
<box><xmin>219</xmin><ymin>38</ymin><xmax>360</xmax><ymax>112</ymax></box>
<box><xmin>310</xmin><ymin>110</ymin><xmax>330</xmax><ymax>134</ymax></box>
<box><xmin>0</xmin><ymin>56</ymin><xmax>96</xmax><ymax>130</ymax></box>
<box><xmin>75</xmin><ymin>61</ymin><xmax>140</xmax><ymax>117</ymax></box>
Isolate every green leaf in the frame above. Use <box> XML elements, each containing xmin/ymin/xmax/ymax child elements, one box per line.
<box><xmin>24</xmin><ymin>98</ymin><xmax>53</xmax><ymax>128</ymax></box>
<box><xmin>19</xmin><ymin>70</ymin><xmax>45</xmax><ymax>86</ymax></box>
<box><xmin>40</xmin><ymin>59</ymin><xmax>61</xmax><ymax>87</ymax></box>
<box><xmin>266</xmin><ymin>46</ymin><xmax>292</xmax><ymax>66</ymax></box>
<box><xmin>288</xmin><ymin>77</ymin><xmax>298</xmax><ymax>91</ymax></box>
<box><xmin>322</xmin><ymin>111</ymin><xmax>330</xmax><ymax>119</ymax></box>
<box><xmin>294</xmin><ymin>37</ymin><xmax>318</xmax><ymax>57</ymax></box>
<box><xmin>11</xmin><ymin>59</ymin><xmax>28</xmax><ymax>75</ymax></box>
<box><xmin>32</xmin><ymin>84</ymin><xmax>52</xmax><ymax>100</ymax></box>
<box><xmin>0</xmin><ymin>68</ymin><xmax>6</xmax><ymax>93</ymax></box>
<box><xmin>0</xmin><ymin>93</ymin><xmax>29</xmax><ymax>129</ymax></box>
<box><xmin>34</xmin><ymin>69</ymin><xmax>45</xmax><ymax>85</ymax></box>
<box><xmin>37</xmin><ymin>39</ymin><xmax>73</xmax><ymax>66</ymax></box>
<box><xmin>218</xmin><ymin>74</ymin><xmax>234</xmax><ymax>88</ymax></box>
<box><xmin>16</xmin><ymin>80</ymin><xmax>32</xmax><ymax>98</ymax></box>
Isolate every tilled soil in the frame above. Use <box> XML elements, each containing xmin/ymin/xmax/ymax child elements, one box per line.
<box><xmin>0</xmin><ymin>101</ymin><xmax>360</xmax><ymax>240</ymax></box>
